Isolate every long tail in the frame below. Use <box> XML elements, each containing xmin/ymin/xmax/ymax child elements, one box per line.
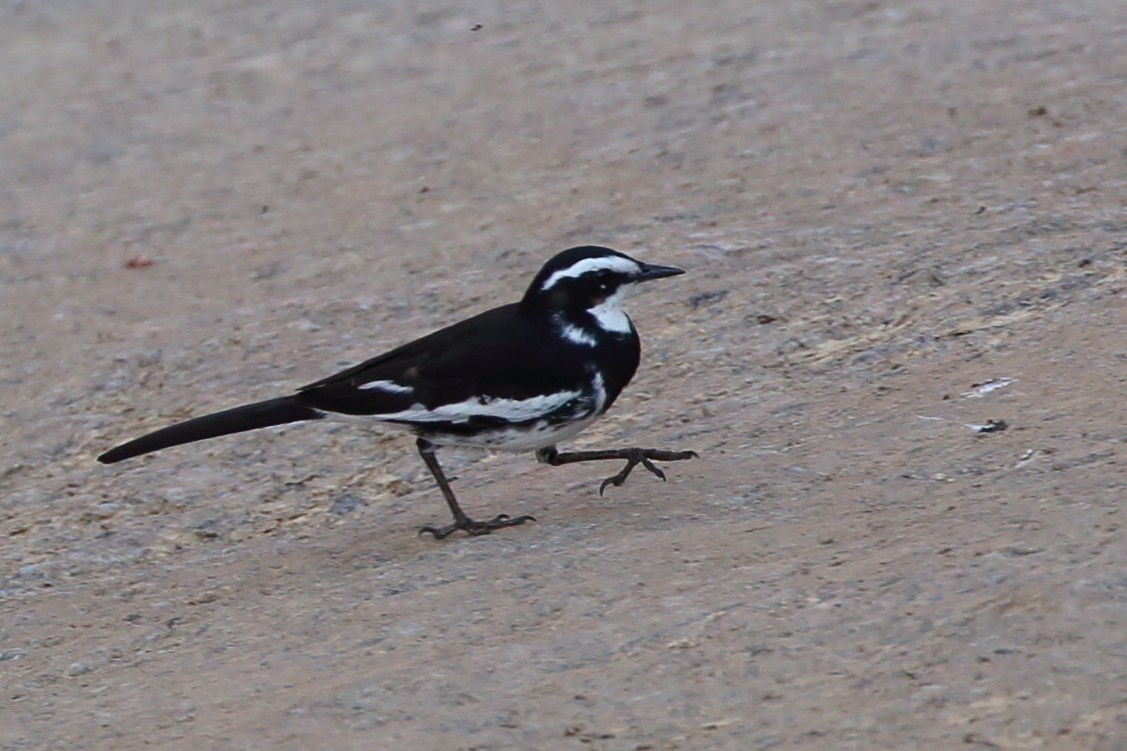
<box><xmin>97</xmin><ymin>396</ymin><xmax>323</xmax><ymax>464</ymax></box>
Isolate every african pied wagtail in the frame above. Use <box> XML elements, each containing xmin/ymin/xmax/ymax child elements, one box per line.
<box><xmin>98</xmin><ymin>246</ymin><xmax>696</xmax><ymax>539</ymax></box>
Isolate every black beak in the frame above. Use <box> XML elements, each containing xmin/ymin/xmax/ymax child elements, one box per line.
<box><xmin>637</xmin><ymin>262</ymin><xmax>685</xmax><ymax>282</ymax></box>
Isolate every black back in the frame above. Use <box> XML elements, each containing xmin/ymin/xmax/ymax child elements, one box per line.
<box><xmin>295</xmin><ymin>302</ymin><xmax>640</xmax><ymax>417</ymax></box>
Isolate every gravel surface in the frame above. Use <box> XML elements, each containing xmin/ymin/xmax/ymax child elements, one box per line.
<box><xmin>2</xmin><ymin>1</ymin><xmax>1125</xmax><ymax>749</ymax></box>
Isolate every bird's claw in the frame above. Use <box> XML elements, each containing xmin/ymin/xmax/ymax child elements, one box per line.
<box><xmin>418</xmin><ymin>513</ymin><xmax>536</xmax><ymax>540</ymax></box>
<box><xmin>598</xmin><ymin>474</ymin><xmax>623</xmax><ymax>496</ymax></box>
<box><xmin>641</xmin><ymin>457</ymin><xmax>666</xmax><ymax>481</ymax></box>
<box><xmin>597</xmin><ymin>449</ymin><xmax>697</xmax><ymax>496</ymax></box>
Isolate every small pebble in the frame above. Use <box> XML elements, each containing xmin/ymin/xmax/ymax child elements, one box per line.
<box><xmin>67</xmin><ymin>662</ymin><xmax>93</xmax><ymax>676</ymax></box>
<box><xmin>329</xmin><ymin>493</ymin><xmax>367</xmax><ymax>516</ymax></box>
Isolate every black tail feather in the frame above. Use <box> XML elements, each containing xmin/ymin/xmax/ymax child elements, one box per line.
<box><xmin>97</xmin><ymin>397</ymin><xmax>323</xmax><ymax>464</ymax></box>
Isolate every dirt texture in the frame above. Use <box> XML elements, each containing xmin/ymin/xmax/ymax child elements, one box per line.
<box><xmin>2</xmin><ymin>1</ymin><xmax>1126</xmax><ymax>749</ymax></box>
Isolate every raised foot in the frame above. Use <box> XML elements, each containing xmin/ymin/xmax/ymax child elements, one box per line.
<box><xmin>418</xmin><ymin>513</ymin><xmax>536</xmax><ymax>540</ymax></box>
<box><xmin>599</xmin><ymin>448</ymin><xmax>699</xmax><ymax>496</ymax></box>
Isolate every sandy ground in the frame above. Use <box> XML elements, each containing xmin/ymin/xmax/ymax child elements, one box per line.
<box><xmin>2</xmin><ymin>1</ymin><xmax>1126</xmax><ymax>749</ymax></box>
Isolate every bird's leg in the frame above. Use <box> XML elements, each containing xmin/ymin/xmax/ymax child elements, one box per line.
<box><xmin>536</xmin><ymin>445</ymin><xmax>698</xmax><ymax>496</ymax></box>
<box><xmin>415</xmin><ymin>438</ymin><xmax>535</xmax><ymax>539</ymax></box>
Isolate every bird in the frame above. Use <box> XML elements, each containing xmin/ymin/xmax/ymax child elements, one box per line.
<box><xmin>98</xmin><ymin>245</ymin><xmax>697</xmax><ymax>539</ymax></box>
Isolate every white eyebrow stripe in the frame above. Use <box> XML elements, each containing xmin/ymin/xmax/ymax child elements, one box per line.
<box><xmin>540</xmin><ymin>256</ymin><xmax>640</xmax><ymax>291</ymax></box>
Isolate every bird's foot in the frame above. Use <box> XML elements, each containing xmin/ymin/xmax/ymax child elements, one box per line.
<box><xmin>418</xmin><ymin>513</ymin><xmax>536</xmax><ymax>540</ymax></box>
<box><xmin>599</xmin><ymin>448</ymin><xmax>699</xmax><ymax>496</ymax></box>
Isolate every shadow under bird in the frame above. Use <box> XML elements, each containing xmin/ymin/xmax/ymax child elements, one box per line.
<box><xmin>98</xmin><ymin>246</ymin><xmax>696</xmax><ymax>538</ymax></box>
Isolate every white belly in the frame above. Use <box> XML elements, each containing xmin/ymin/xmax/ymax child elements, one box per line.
<box><xmin>429</xmin><ymin>415</ymin><xmax>600</xmax><ymax>452</ymax></box>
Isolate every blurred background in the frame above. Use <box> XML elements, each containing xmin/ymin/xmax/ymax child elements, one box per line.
<box><xmin>2</xmin><ymin>2</ymin><xmax>1125</xmax><ymax>749</ymax></box>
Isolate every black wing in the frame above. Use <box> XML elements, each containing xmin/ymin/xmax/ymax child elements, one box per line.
<box><xmin>293</xmin><ymin>304</ymin><xmax>592</xmax><ymax>416</ymax></box>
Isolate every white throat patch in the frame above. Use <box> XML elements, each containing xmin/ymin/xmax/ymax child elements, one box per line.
<box><xmin>588</xmin><ymin>286</ymin><xmax>633</xmax><ymax>334</ymax></box>
<box><xmin>540</xmin><ymin>256</ymin><xmax>640</xmax><ymax>292</ymax></box>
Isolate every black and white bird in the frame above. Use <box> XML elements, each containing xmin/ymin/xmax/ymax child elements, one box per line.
<box><xmin>98</xmin><ymin>246</ymin><xmax>696</xmax><ymax>539</ymax></box>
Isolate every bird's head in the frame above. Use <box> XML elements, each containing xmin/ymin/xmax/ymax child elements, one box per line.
<box><xmin>521</xmin><ymin>246</ymin><xmax>684</xmax><ymax>335</ymax></box>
